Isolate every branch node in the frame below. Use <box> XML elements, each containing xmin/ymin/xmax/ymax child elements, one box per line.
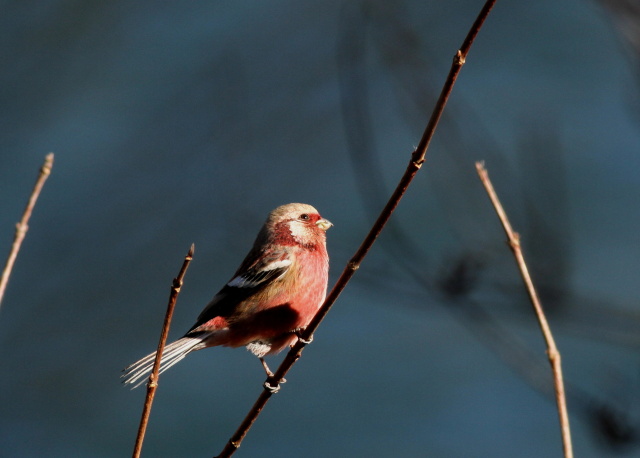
<box><xmin>454</xmin><ymin>50</ymin><xmax>466</xmax><ymax>65</ymax></box>
<box><xmin>409</xmin><ymin>149</ymin><xmax>425</xmax><ymax>168</ymax></box>
<box><xmin>42</xmin><ymin>153</ymin><xmax>54</xmax><ymax>173</ymax></box>
<box><xmin>509</xmin><ymin>232</ymin><xmax>521</xmax><ymax>251</ymax></box>
<box><xmin>547</xmin><ymin>348</ymin><xmax>561</xmax><ymax>363</ymax></box>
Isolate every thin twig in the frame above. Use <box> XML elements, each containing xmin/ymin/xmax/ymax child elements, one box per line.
<box><xmin>215</xmin><ymin>2</ymin><xmax>498</xmax><ymax>456</ymax></box>
<box><xmin>475</xmin><ymin>162</ymin><xmax>573</xmax><ymax>458</ymax></box>
<box><xmin>0</xmin><ymin>153</ymin><xmax>54</xmax><ymax>310</ymax></box>
<box><xmin>132</xmin><ymin>244</ymin><xmax>195</xmax><ymax>458</ymax></box>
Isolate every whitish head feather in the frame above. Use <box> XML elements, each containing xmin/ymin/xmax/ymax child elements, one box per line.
<box><xmin>287</xmin><ymin>217</ymin><xmax>303</xmax><ymax>235</ymax></box>
<box><xmin>267</xmin><ymin>203</ymin><xmax>320</xmax><ymax>224</ymax></box>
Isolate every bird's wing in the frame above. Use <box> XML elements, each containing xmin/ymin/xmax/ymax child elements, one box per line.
<box><xmin>226</xmin><ymin>250</ymin><xmax>292</xmax><ymax>289</ymax></box>
<box><xmin>188</xmin><ymin>247</ymin><xmax>292</xmax><ymax>331</ymax></box>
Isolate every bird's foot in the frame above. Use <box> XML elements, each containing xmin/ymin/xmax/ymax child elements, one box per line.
<box><xmin>263</xmin><ymin>378</ymin><xmax>284</xmax><ymax>393</ymax></box>
<box><xmin>295</xmin><ymin>329</ymin><xmax>313</xmax><ymax>345</ymax></box>
<box><xmin>260</xmin><ymin>357</ymin><xmax>285</xmax><ymax>386</ymax></box>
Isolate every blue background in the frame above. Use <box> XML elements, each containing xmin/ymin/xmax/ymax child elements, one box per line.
<box><xmin>1</xmin><ymin>1</ymin><xmax>639</xmax><ymax>457</ymax></box>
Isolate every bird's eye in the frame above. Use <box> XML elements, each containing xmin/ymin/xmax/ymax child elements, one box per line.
<box><xmin>299</xmin><ymin>214</ymin><xmax>310</xmax><ymax>221</ymax></box>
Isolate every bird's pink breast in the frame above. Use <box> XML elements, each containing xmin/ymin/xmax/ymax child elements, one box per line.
<box><xmin>220</xmin><ymin>246</ymin><xmax>328</xmax><ymax>352</ymax></box>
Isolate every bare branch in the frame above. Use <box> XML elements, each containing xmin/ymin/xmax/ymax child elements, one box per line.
<box><xmin>132</xmin><ymin>244</ymin><xmax>195</xmax><ymax>458</ymax></box>
<box><xmin>0</xmin><ymin>153</ymin><xmax>54</xmax><ymax>309</ymax></box>
<box><xmin>215</xmin><ymin>2</ymin><xmax>498</xmax><ymax>456</ymax></box>
<box><xmin>475</xmin><ymin>162</ymin><xmax>573</xmax><ymax>458</ymax></box>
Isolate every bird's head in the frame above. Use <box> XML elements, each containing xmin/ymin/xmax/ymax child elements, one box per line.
<box><xmin>267</xmin><ymin>203</ymin><xmax>332</xmax><ymax>248</ymax></box>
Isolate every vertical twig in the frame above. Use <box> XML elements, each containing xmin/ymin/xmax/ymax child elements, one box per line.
<box><xmin>132</xmin><ymin>244</ymin><xmax>195</xmax><ymax>458</ymax></box>
<box><xmin>475</xmin><ymin>162</ymin><xmax>573</xmax><ymax>458</ymax></box>
<box><xmin>215</xmin><ymin>2</ymin><xmax>498</xmax><ymax>456</ymax></box>
<box><xmin>0</xmin><ymin>153</ymin><xmax>54</xmax><ymax>309</ymax></box>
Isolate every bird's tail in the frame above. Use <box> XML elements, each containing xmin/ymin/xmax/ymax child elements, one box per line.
<box><xmin>121</xmin><ymin>336</ymin><xmax>205</xmax><ymax>388</ymax></box>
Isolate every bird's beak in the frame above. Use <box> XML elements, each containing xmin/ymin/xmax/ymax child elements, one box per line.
<box><xmin>316</xmin><ymin>218</ymin><xmax>333</xmax><ymax>231</ymax></box>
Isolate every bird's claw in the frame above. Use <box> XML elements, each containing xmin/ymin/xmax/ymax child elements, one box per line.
<box><xmin>295</xmin><ymin>329</ymin><xmax>313</xmax><ymax>345</ymax></box>
<box><xmin>263</xmin><ymin>379</ymin><xmax>283</xmax><ymax>393</ymax></box>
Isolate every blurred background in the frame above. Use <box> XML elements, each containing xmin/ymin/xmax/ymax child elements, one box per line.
<box><xmin>1</xmin><ymin>1</ymin><xmax>639</xmax><ymax>457</ymax></box>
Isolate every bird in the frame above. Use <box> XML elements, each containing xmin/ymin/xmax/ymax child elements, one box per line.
<box><xmin>122</xmin><ymin>203</ymin><xmax>332</xmax><ymax>389</ymax></box>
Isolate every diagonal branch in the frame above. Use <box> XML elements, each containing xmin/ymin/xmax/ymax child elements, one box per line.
<box><xmin>475</xmin><ymin>162</ymin><xmax>573</xmax><ymax>458</ymax></box>
<box><xmin>215</xmin><ymin>2</ymin><xmax>498</xmax><ymax>456</ymax></box>
<box><xmin>0</xmin><ymin>153</ymin><xmax>54</xmax><ymax>310</ymax></box>
<box><xmin>132</xmin><ymin>244</ymin><xmax>195</xmax><ymax>458</ymax></box>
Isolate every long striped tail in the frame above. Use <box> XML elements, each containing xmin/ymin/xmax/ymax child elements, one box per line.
<box><xmin>121</xmin><ymin>336</ymin><xmax>205</xmax><ymax>389</ymax></box>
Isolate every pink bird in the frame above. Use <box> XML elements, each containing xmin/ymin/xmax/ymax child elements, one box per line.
<box><xmin>122</xmin><ymin>203</ymin><xmax>332</xmax><ymax>389</ymax></box>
